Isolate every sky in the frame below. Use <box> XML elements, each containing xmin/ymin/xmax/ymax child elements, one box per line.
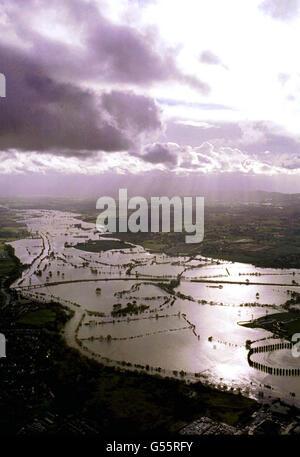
<box><xmin>1</xmin><ymin>0</ymin><xmax>300</xmax><ymax>197</ymax></box>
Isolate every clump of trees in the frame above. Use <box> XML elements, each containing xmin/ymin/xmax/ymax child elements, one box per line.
<box><xmin>111</xmin><ymin>302</ymin><xmax>149</xmax><ymax>317</ymax></box>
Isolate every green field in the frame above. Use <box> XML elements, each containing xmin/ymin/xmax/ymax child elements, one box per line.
<box><xmin>242</xmin><ymin>311</ymin><xmax>300</xmax><ymax>340</ymax></box>
<box><xmin>74</xmin><ymin>239</ymin><xmax>131</xmax><ymax>253</ymax></box>
<box><xmin>18</xmin><ymin>309</ymin><xmax>57</xmax><ymax>326</ymax></box>
<box><xmin>0</xmin><ymin>208</ymin><xmax>29</xmax><ymax>277</ymax></box>
<box><xmin>92</xmin><ymin>201</ymin><xmax>300</xmax><ymax>269</ymax></box>
<box><xmin>0</xmin><ymin>253</ymin><xmax>18</xmax><ymax>276</ymax></box>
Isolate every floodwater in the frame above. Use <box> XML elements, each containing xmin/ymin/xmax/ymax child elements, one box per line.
<box><xmin>8</xmin><ymin>209</ymin><xmax>300</xmax><ymax>407</ymax></box>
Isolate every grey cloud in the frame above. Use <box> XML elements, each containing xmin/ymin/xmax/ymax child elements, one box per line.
<box><xmin>87</xmin><ymin>18</ymin><xmax>176</xmax><ymax>85</ymax></box>
<box><xmin>242</xmin><ymin>122</ymin><xmax>300</xmax><ymax>157</ymax></box>
<box><xmin>279</xmin><ymin>156</ymin><xmax>300</xmax><ymax>169</ymax></box>
<box><xmin>0</xmin><ymin>0</ymin><xmax>209</xmax><ymax>159</ymax></box>
<box><xmin>0</xmin><ymin>44</ymin><xmax>161</xmax><ymax>155</ymax></box>
<box><xmin>2</xmin><ymin>0</ymin><xmax>210</xmax><ymax>93</ymax></box>
<box><xmin>164</xmin><ymin>121</ymin><xmax>242</xmax><ymax>147</ymax></box>
<box><xmin>227</xmin><ymin>122</ymin><xmax>300</xmax><ymax>171</ymax></box>
<box><xmin>165</xmin><ymin>118</ymin><xmax>300</xmax><ymax>157</ymax></box>
<box><xmin>199</xmin><ymin>50</ymin><xmax>227</xmax><ymax>69</ymax></box>
<box><xmin>83</xmin><ymin>4</ymin><xmax>210</xmax><ymax>92</ymax></box>
<box><xmin>260</xmin><ymin>0</ymin><xmax>299</xmax><ymax>20</ymax></box>
<box><xmin>101</xmin><ymin>90</ymin><xmax>162</xmax><ymax>135</ymax></box>
<box><xmin>139</xmin><ymin>143</ymin><xmax>178</xmax><ymax>165</ymax></box>
<box><xmin>177</xmin><ymin>74</ymin><xmax>210</xmax><ymax>94</ymax></box>
<box><xmin>163</xmin><ymin>119</ymin><xmax>300</xmax><ymax>172</ymax></box>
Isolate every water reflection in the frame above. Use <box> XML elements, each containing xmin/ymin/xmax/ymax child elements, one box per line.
<box><xmin>8</xmin><ymin>209</ymin><xmax>300</xmax><ymax>407</ymax></box>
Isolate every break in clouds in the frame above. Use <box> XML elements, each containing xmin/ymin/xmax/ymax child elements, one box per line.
<box><xmin>1</xmin><ymin>0</ymin><xmax>300</xmax><ymax>188</ymax></box>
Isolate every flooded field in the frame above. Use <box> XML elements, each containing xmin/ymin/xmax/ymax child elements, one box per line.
<box><xmin>9</xmin><ymin>209</ymin><xmax>300</xmax><ymax>407</ymax></box>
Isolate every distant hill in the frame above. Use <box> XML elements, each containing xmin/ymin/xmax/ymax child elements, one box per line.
<box><xmin>1</xmin><ymin>190</ymin><xmax>300</xmax><ymax>210</ymax></box>
<box><xmin>204</xmin><ymin>190</ymin><xmax>300</xmax><ymax>204</ymax></box>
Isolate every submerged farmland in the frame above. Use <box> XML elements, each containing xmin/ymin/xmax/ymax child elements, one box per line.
<box><xmin>9</xmin><ymin>209</ymin><xmax>300</xmax><ymax>408</ymax></box>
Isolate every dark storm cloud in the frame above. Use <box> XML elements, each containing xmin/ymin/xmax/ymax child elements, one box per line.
<box><xmin>0</xmin><ymin>0</ymin><xmax>211</xmax><ymax>156</ymax></box>
<box><xmin>87</xmin><ymin>17</ymin><xmax>177</xmax><ymax>86</ymax></box>
<box><xmin>101</xmin><ymin>91</ymin><xmax>162</xmax><ymax>134</ymax></box>
<box><xmin>0</xmin><ymin>44</ymin><xmax>161</xmax><ymax>155</ymax></box>
<box><xmin>79</xmin><ymin>3</ymin><xmax>209</xmax><ymax>92</ymax></box>
<box><xmin>2</xmin><ymin>0</ymin><xmax>210</xmax><ymax>92</ymax></box>
<box><xmin>139</xmin><ymin>143</ymin><xmax>178</xmax><ymax>165</ymax></box>
<box><xmin>259</xmin><ymin>0</ymin><xmax>300</xmax><ymax>20</ymax></box>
